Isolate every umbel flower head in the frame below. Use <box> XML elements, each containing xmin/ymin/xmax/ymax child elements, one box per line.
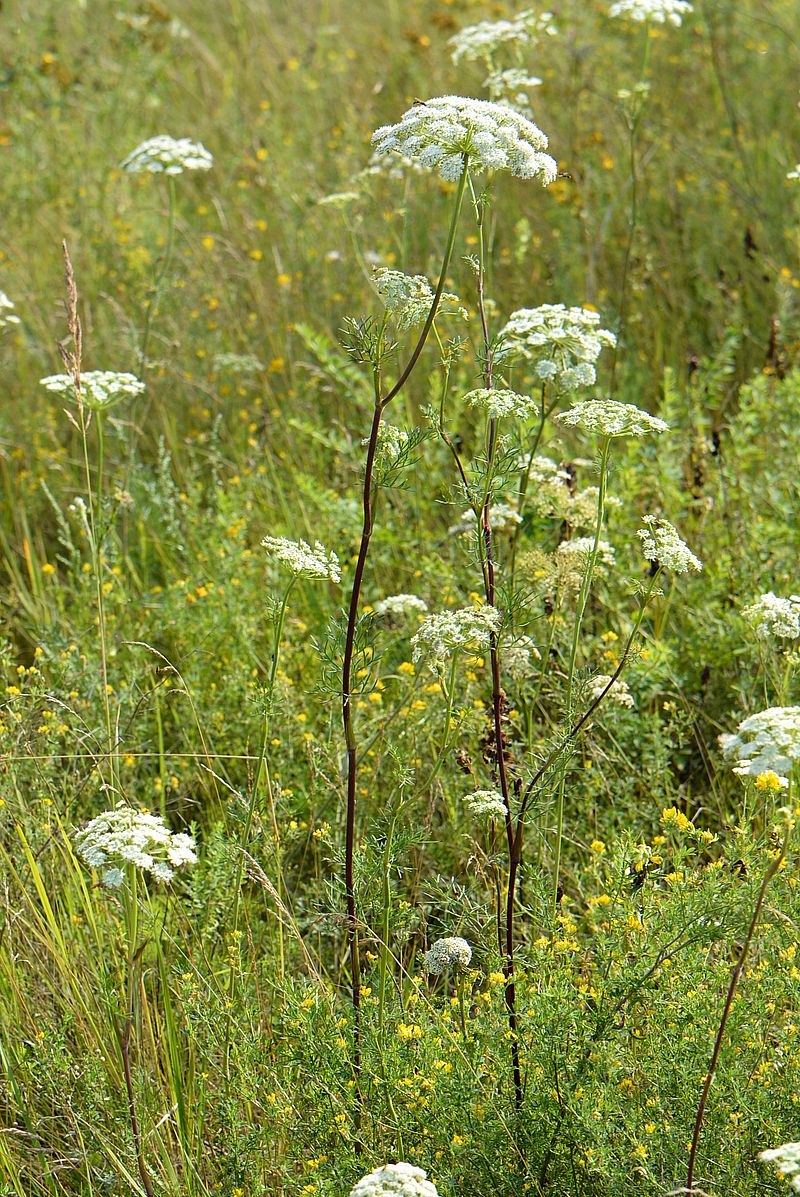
<box><xmin>424</xmin><ymin>936</ymin><xmax>472</xmax><ymax>975</ymax></box>
<box><xmin>371</xmin><ymin>95</ymin><xmax>557</xmax><ymax>183</ymax></box>
<box><xmin>720</xmin><ymin>707</ymin><xmax>800</xmax><ymax>783</ymax></box>
<box><xmin>742</xmin><ymin>592</ymin><xmax>800</xmax><ymax>641</ymax></box>
<box><xmin>74</xmin><ymin>803</ymin><xmax>197</xmax><ymax>888</ymax></box>
<box><xmin>448</xmin><ymin>502</ymin><xmax>521</xmax><ymax>537</ymax></box>
<box><xmin>637</xmin><ymin>515</ymin><xmax>702</xmax><ymax>573</ymax></box>
<box><xmin>350</xmin><ymin>1163</ymin><xmax>439</xmax><ymax>1197</ymax></box>
<box><xmin>120</xmin><ymin>135</ymin><xmax>213</xmax><ymax>175</ymax></box>
<box><xmin>373</xmin><ymin>594</ymin><xmax>428</xmax><ymax>619</ymax></box>
<box><xmin>0</xmin><ymin>291</ymin><xmax>21</xmax><ymax>330</ymax></box>
<box><xmin>411</xmin><ymin>604</ymin><xmax>502</xmax><ymax>667</ymax></box>
<box><xmin>557</xmin><ymin>399</ymin><xmax>669</xmax><ymax>438</ymax></box>
<box><xmin>261</xmin><ymin>536</ymin><xmax>341</xmax><ymax>582</ymax></box>
<box><xmin>608</xmin><ymin>0</ymin><xmax>693</xmax><ymax>24</ymax></box>
<box><xmin>760</xmin><ymin>1142</ymin><xmax>800</xmax><ymax>1191</ymax></box>
<box><xmin>372</xmin><ymin>268</ymin><xmax>465</xmax><ymax>331</ymax></box>
<box><xmin>40</xmin><ymin>371</ymin><xmax>146</xmax><ymax>411</ymax></box>
<box><xmin>464</xmin><ymin>789</ymin><xmax>508</xmax><ymax>821</ymax></box>
<box><xmin>465</xmin><ymin>386</ymin><xmax>538</xmax><ymax>420</ymax></box>
<box><xmin>587</xmin><ymin>674</ymin><xmax>635</xmax><ymax>708</ymax></box>
<box><xmin>449</xmin><ymin>9</ymin><xmax>557</xmax><ymax>65</ymax></box>
<box><xmin>498</xmin><ymin>304</ymin><xmax>616</xmax><ymax>392</ymax></box>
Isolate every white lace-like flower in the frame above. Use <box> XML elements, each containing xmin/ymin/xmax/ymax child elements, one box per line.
<box><xmin>40</xmin><ymin>371</ymin><xmax>146</xmax><ymax>411</ymax></box>
<box><xmin>372</xmin><ymin>268</ymin><xmax>465</xmax><ymax>331</ymax></box>
<box><xmin>742</xmin><ymin>593</ymin><xmax>800</xmax><ymax>641</ymax></box>
<box><xmin>587</xmin><ymin>674</ymin><xmax>635</xmax><ymax>708</ymax></box>
<box><xmin>371</xmin><ymin>96</ymin><xmax>557</xmax><ymax>183</ymax></box>
<box><xmin>609</xmin><ymin>0</ymin><xmax>693</xmax><ymax>25</ymax></box>
<box><xmin>449</xmin><ymin>10</ymin><xmax>557</xmax><ymax>64</ymax></box>
<box><xmin>465</xmin><ymin>386</ymin><xmax>538</xmax><ymax>420</ymax></box>
<box><xmin>638</xmin><ymin>516</ymin><xmax>702</xmax><ymax>573</ymax></box>
<box><xmin>120</xmin><ymin>135</ymin><xmax>213</xmax><ymax>175</ymax></box>
<box><xmin>424</xmin><ymin>936</ymin><xmax>472</xmax><ymax>975</ymax></box>
<box><xmin>557</xmin><ymin>399</ymin><xmax>669</xmax><ymax>438</ymax></box>
<box><xmin>358</xmin><ymin>151</ymin><xmax>427</xmax><ymax>183</ymax></box>
<box><xmin>760</xmin><ymin>1142</ymin><xmax>800</xmax><ymax>1192</ymax></box>
<box><xmin>557</xmin><ymin>538</ymin><xmax>616</xmax><ymax>568</ymax></box>
<box><xmin>261</xmin><ymin>536</ymin><xmax>341</xmax><ymax>582</ymax></box>
<box><xmin>448</xmin><ymin>502</ymin><xmax>522</xmax><ymax>537</ymax></box>
<box><xmin>720</xmin><ymin>707</ymin><xmax>800</xmax><ymax>782</ymax></box>
<box><xmin>361</xmin><ymin>422</ymin><xmax>411</xmax><ymax>463</ymax></box>
<box><xmin>373</xmin><ymin>594</ymin><xmax>428</xmax><ymax>618</ymax></box>
<box><xmin>411</xmin><ymin>604</ymin><xmax>502</xmax><ymax>666</ymax></box>
<box><xmin>350</xmin><ymin>1163</ymin><xmax>439</xmax><ymax>1197</ymax></box>
<box><xmin>74</xmin><ymin>803</ymin><xmax>197</xmax><ymax>887</ymax></box>
<box><xmin>788</xmin><ymin>165</ymin><xmax>800</xmax><ymax>182</ymax></box>
<box><xmin>503</xmin><ymin>633</ymin><xmax>541</xmax><ymax>677</ymax></box>
<box><xmin>486</xmin><ymin>69</ymin><xmax>543</xmax><ymax>115</ymax></box>
<box><xmin>464</xmin><ymin>789</ymin><xmax>508</xmax><ymax>821</ymax></box>
<box><xmin>0</xmin><ymin>291</ymin><xmax>20</xmax><ymax>330</ymax></box>
<box><xmin>498</xmin><ymin>305</ymin><xmax>616</xmax><ymax>392</ymax></box>
<box><xmin>213</xmin><ymin>352</ymin><xmax>264</xmax><ymax>375</ymax></box>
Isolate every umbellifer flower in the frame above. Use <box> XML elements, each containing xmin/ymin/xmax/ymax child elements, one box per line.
<box><xmin>261</xmin><ymin>536</ymin><xmax>341</xmax><ymax>582</ymax></box>
<box><xmin>74</xmin><ymin>803</ymin><xmax>197</xmax><ymax>888</ymax></box>
<box><xmin>350</xmin><ymin>1162</ymin><xmax>439</xmax><ymax>1197</ymax></box>
<box><xmin>760</xmin><ymin>1141</ymin><xmax>800</xmax><ymax>1191</ymax></box>
<box><xmin>373</xmin><ymin>594</ymin><xmax>428</xmax><ymax>618</ymax></box>
<box><xmin>498</xmin><ymin>304</ymin><xmax>616</xmax><ymax>392</ymax></box>
<box><xmin>742</xmin><ymin>592</ymin><xmax>800</xmax><ymax>641</ymax></box>
<box><xmin>449</xmin><ymin>10</ymin><xmax>557</xmax><ymax>65</ymax></box>
<box><xmin>372</xmin><ymin>268</ymin><xmax>465</xmax><ymax>331</ymax></box>
<box><xmin>0</xmin><ymin>291</ymin><xmax>21</xmax><ymax>330</ymax></box>
<box><xmin>120</xmin><ymin>135</ymin><xmax>213</xmax><ymax>175</ymax></box>
<box><xmin>411</xmin><ymin>604</ymin><xmax>502</xmax><ymax>666</ymax></box>
<box><xmin>371</xmin><ymin>95</ymin><xmax>557</xmax><ymax>183</ymax></box>
<box><xmin>424</xmin><ymin>936</ymin><xmax>472</xmax><ymax>975</ymax></box>
<box><xmin>608</xmin><ymin>0</ymin><xmax>693</xmax><ymax>25</ymax></box>
<box><xmin>557</xmin><ymin>399</ymin><xmax>669</xmax><ymax>438</ymax></box>
<box><xmin>464</xmin><ymin>789</ymin><xmax>508</xmax><ymax>821</ymax></box>
<box><xmin>587</xmin><ymin>674</ymin><xmax>635</xmax><ymax>708</ymax></box>
<box><xmin>637</xmin><ymin>516</ymin><xmax>702</xmax><ymax>573</ymax></box>
<box><xmin>40</xmin><ymin>371</ymin><xmax>146</xmax><ymax>411</ymax></box>
<box><xmin>448</xmin><ymin>502</ymin><xmax>521</xmax><ymax>537</ymax></box>
<box><xmin>464</xmin><ymin>386</ymin><xmax>538</xmax><ymax>420</ymax></box>
<box><xmin>720</xmin><ymin>707</ymin><xmax>800</xmax><ymax>783</ymax></box>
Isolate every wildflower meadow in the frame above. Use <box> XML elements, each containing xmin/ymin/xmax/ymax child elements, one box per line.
<box><xmin>2</xmin><ymin>1</ymin><xmax>800</xmax><ymax>1194</ymax></box>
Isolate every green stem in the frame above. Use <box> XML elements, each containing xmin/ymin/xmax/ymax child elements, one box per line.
<box><xmin>139</xmin><ymin>175</ymin><xmax>177</xmax><ymax>376</ymax></box>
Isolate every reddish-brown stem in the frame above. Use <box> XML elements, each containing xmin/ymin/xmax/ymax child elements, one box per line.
<box><xmin>120</xmin><ymin>1016</ymin><xmax>155</xmax><ymax>1197</ymax></box>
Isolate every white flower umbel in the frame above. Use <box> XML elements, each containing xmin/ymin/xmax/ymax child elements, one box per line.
<box><xmin>362</xmin><ymin>422</ymin><xmax>410</xmax><ymax>462</ymax></box>
<box><xmin>637</xmin><ymin>516</ymin><xmax>702</xmax><ymax>573</ymax></box>
<box><xmin>587</xmin><ymin>674</ymin><xmax>635</xmax><ymax>708</ymax></box>
<box><xmin>464</xmin><ymin>789</ymin><xmax>508</xmax><ymax>821</ymax></box>
<box><xmin>760</xmin><ymin>1142</ymin><xmax>800</xmax><ymax>1192</ymax></box>
<box><xmin>448</xmin><ymin>502</ymin><xmax>522</xmax><ymax>537</ymax></box>
<box><xmin>449</xmin><ymin>10</ymin><xmax>557</xmax><ymax>65</ymax></box>
<box><xmin>373</xmin><ymin>594</ymin><xmax>428</xmax><ymax>618</ymax></box>
<box><xmin>486</xmin><ymin>69</ymin><xmax>543</xmax><ymax>115</ymax></box>
<box><xmin>557</xmin><ymin>537</ymin><xmax>616</xmax><ymax>568</ymax></box>
<box><xmin>120</xmin><ymin>135</ymin><xmax>213</xmax><ymax>175</ymax></box>
<box><xmin>213</xmin><ymin>352</ymin><xmax>264</xmax><ymax>375</ymax></box>
<box><xmin>74</xmin><ymin>803</ymin><xmax>197</xmax><ymax>888</ymax></box>
<box><xmin>465</xmin><ymin>386</ymin><xmax>538</xmax><ymax>420</ymax></box>
<box><xmin>503</xmin><ymin>633</ymin><xmax>541</xmax><ymax>678</ymax></box>
<box><xmin>40</xmin><ymin>371</ymin><xmax>146</xmax><ymax>411</ymax></box>
<box><xmin>609</xmin><ymin>0</ymin><xmax>693</xmax><ymax>25</ymax></box>
<box><xmin>424</xmin><ymin>936</ymin><xmax>472</xmax><ymax>975</ymax></box>
<box><xmin>557</xmin><ymin>398</ymin><xmax>669</xmax><ymax>438</ymax></box>
<box><xmin>261</xmin><ymin>536</ymin><xmax>341</xmax><ymax>582</ymax></box>
<box><xmin>720</xmin><ymin>707</ymin><xmax>800</xmax><ymax>782</ymax></box>
<box><xmin>411</xmin><ymin>604</ymin><xmax>502</xmax><ymax>666</ymax></box>
<box><xmin>0</xmin><ymin>291</ymin><xmax>20</xmax><ymax>330</ymax></box>
<box><xmin>498</xmin><ymin>305</ymin><xmax>616</xmax><ymax>393</ymax></box>
<box><xmin>788</xmin><ymin>165</ymin><xmax>800</xmax><ymax>182</ymax></box>
<box><xmin>350</xmin><ymin>1163</ymin><xmax>439</xmax><ymax>1197</ymax></box>
<box><xmin>372</xmin><ymin>268</ymin><xmax>465</xmax><ymax>332</ymax></box>
<box><xmin>371</xmin><ymin>95</ymin><xmax>557</xmax><ymax>183</ymax></box>
<box><xmin>742</xmin><ymin>592</ymin><xmax>800</xmax><ymax>641</ymax></box>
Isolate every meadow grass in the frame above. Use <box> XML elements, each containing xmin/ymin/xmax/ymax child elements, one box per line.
<box><xmin>1</xmin><ymin>1</ymin><xmax>800</xmax><ymax>1195</ymax></box>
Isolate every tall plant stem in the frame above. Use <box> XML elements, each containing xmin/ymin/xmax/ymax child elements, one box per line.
<box><xmin>551</xmin><ymin>437</ymin><xmax>611</xmax><ymax>918</ymax></box>
<box><xmin>120</xmin><ymin>870</ymin><xmax>155</xmax><ymax>1197</ymax></box>
<box><xmin>139</xmin><ymin>176</ymin><xmax>176</xmax><ymax>377</ymax></box>
<box><xmin>341</xmin><ymin>163</ymin><xmax>469</xmax><ymax>1096</ymax></box>
<box><xmin>686</xmin><ymin>806</ymin><xmax>792</xmax><ymax>1194</ymax></box>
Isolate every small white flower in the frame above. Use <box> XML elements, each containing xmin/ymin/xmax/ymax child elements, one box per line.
<box><xmin>411</xmin><ymin>604</ymin><xmax>502</xmax><ymax>667</ymax></box>
<box><xmin>637</xmin><ymin>516</ymin><xmax>702</xmax><ymax>573</ymax></box>
<box><xmin>373</xmin><ymin>594</ymin><xmax>428</xmax><ymax>618</ymax></box>
<box><xmin>424</xmin><ymin>936</ymin><xmax>472</xmax><ymax>975</ymax></box>
<box><xmin>464</xmin><ymin>386</ymin><xmax>538</xmax><ymax>420</ymax></box>
<box><xmin>213</xmin><ymin>352</ymin><xmax>264</xmax><ymax>375</ymax></box>
<box><xmin>742</xmin><ymin>593</ymin><xmax>800</xmax><ymax>641</ymax></box>
<box><xmin>449</xmin><ymin>10</ymin><xmax>557</xmax><ymax>65</ymax></box>
<box><xmin>760</xmin><ymin>1142</ymin><xmax>800</xmax><ymax>1191</ymax></box>
<box><xmin>0</xmin><ymin>291</ymin><xmax>21</xmax><ymax>330</ymax></box>
<box><xmin>498</xmin><ymin>305</ymin><xmax>616</xmax><ymax>393</ymax></box>
<box><xmin>720</xmin><ymin>707</ymin><xmax>800</xmax><ymax>782</ymax></box>
<box><xmin>362</xmin><ymin>422</ymin><xmax>411</xmax><ymax>462</ymax></box>
<box><xmin>503</xmin><ymin>633</ymin><xmax>541</xmax><ymax>678</ymax></box>
<box><xmin>556</xmin><ymin>537</ymin><xmax>616</xmax><ymax>568</ymax></box>
<box><xmin>262</xmin><ymin>536</ymin><xmax>340</xmax><ymax>582</ymax></box>
<box><xmin>788</xmin><ymin>165</ymin><xmax>800</xmax><ymax>182</ymax></box>
<box><xmin>371</xmin><ymin>95</ymin><xmax>557</xmax><ymax>183</ymax></box>
<box><xmin>587</xmin><ymin>674</ymin><xmax>635</xmax><ymax>708</ymax></box>
<box><xmin>557</xmin><ymin>399</ymin><xmax>669</xmax><ymax>438</ymax></box>
<box><xmin>609</xmin><ymin>0</ymin><xmax>693</xmax><ymax>25</ymax></box>
<box><xmin>464</xmin><ymin>789</ymin><xmax>507</xmax><ymax>821</ymax></box>
<box><xmin>448</xmin><ymin>502</ymin><xmax>522</xmax><ymax>537</ymax></box>
<box><xmin>40</xmin><ymin>371</ymin><xmax>145</xmax><ymax>411</ymax></box>
<box><xmin>74</xmin><ymin>804</ymin><xmax>197</xmax><ymax>887</ymax></box>
<box><xmin>120</xmin><ymin>135</ymin><xmax>213</xmax><ymax>175</ymax></box>
<box><xmin>372</xmin><ymin>268</ymin><xmax>465</xmax><ymax>331</ymax></box>
<box><xmin>350</xmin><ymin>1162</ymin><xmax>439</xmax><ymax>1197</ymax></box>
